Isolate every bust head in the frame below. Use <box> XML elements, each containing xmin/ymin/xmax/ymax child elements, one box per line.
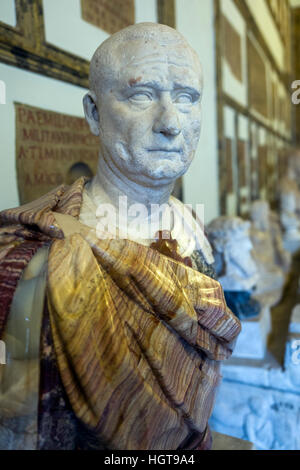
<box><xmin>207</xmin><ymin>216</ymin><xmax>259</xmax><ymax>291</ymax></box>
<box><xmin>83</xmin><ymin>22</ymin><xmax>203</xmax><ymax>188</ymax></box>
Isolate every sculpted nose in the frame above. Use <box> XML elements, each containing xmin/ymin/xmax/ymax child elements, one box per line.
<box><xmin>152</xmin><ymin>105</ymin><xmax>181</xmax><ymax>137</ymax></box>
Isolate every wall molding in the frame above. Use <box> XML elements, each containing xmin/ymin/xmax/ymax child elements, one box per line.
<box><xmin>0</xmin><ymin>0</ymin><xmax>176</xmax><ymax>89</ymax></box>
<box><xmin>215</xmin><ymin>0</ymin><xmax>293</xmax><ymax>215</ymax></box>
<box><xmin>157</xmin><ymin>0</ymin><xmax>176</xmax><ymax>28</ymax></box>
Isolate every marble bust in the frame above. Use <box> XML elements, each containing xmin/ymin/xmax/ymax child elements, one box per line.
<box><xmin>278</xmin><ymin>151</ymin><xmax>300</xmax><ymax>251</ymax></box>
<box><xmin>80</xmin><ymin>22</ymin><xmax>213</xmax><ymax>261</ymax></box>
<box><xmin>279</xmin><ymin>177</ymin><xmax>300</xmax><ymax>253</ymax></box>
<box><xmin>249</xmin><ymin>201</ymin><xmax>286</xmax><ymax>307</ymax></box>
<box><xmin>206</xmin><ymin>217</ymin><xmax>260</xmax><ymax>320</ymax></box>
<box><xmin>269</xmin><ymin>210</ymin><xmax>291</xmax><ymax>274</ymax></box>
<box><xmin>0</xmin><ymin>23</ymin><xmax>240</xmax><ymax>450</ymax></box>
<box><xmin>250</xmin><ymin>200</ymin><xmax>290</xmax><ymax>274</ymax></box>
<box><xmin>207</xmin><ymin>217</ymin><xmax>259</xmax><ymax>292</ymax></box>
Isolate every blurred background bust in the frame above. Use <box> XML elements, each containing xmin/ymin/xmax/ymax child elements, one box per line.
<box><xmin>207</xmin><ymin>217</ymin><xmax>260</xmax><ymax>320</ymax></box>
<box><xmin>207</xmin><ymin>216</ymin><xmax>258</xmax><ymax>292</ymax></box>
<box><xmin>250</xmin><ymin>201</ymin><xmax>288</xmax><ymax>276</ymax></box>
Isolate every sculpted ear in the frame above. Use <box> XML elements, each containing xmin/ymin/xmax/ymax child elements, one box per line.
<box><xmin>83</xmin><ymin>91</ymin><xmax>100</xmax><ymax>136</ymax></box>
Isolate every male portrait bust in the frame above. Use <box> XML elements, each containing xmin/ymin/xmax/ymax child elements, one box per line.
<box><xmin>0</xmin><ymin>23</ymin><xmax>240</xmax><ymax>450</ymax></box>
<box><xmin>207</xmin><ymin>217</ymin><xmax>260</xmax><ymax>320</ymax></box>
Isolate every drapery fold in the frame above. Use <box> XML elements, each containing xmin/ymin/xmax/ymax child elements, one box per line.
<box><xmin>47</xmin><ymin>226</ymin><xmax>240</xmax><ymax>450</ymax></box>
<box><xmin>0</xmin><ymin>178</ymin><xmax>240</xmax><ymax>450</ymax></box>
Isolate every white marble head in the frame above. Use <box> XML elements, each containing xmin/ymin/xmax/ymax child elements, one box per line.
<box><xmin>83</xmin><ymin>22</ymin><xmax>203</xmax><ymax>188</ymax></box>
<box><xmin>207</xmin><ymin>217</ymin><xmax>259</xmax><ymax>291</ymax></box>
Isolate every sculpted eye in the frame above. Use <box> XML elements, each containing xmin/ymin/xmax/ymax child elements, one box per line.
<box><xmin>129</xmin><ymin>92</ymin><xmax>152</xmax><ymax>102</ymax></box>
<box><xmin>175</xmin><ymin>93</ymin><xmax>193</xmax><ymax>104</ymax></box>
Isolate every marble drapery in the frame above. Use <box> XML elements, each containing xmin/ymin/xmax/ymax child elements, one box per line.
<box><xmin>0</xmin><ymin>178</ymin><xmax>240</xmax><ymax>449</ymax></box>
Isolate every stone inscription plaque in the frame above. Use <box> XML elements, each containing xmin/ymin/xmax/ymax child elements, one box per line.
<box><xmin>15</xmin><ymin>103</ymin><xmax>99</xmax><ymax>204</ymax></box>
<box><xmin>81</xmin><ymin>0</ymin><xmax>135</xmax><ymax>35</ymax></box>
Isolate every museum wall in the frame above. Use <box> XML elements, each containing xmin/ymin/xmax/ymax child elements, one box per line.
<box><xmin>176</xmin><ymin>0</ymin><xmax>219</xmax><ymax>224</ymax></box>
<box><xmin>216</xmin><ymin>0</ymin><xmax>293</xmax><ymax>218</ymax></box>
<box><xmin>0</xmin><ymin>1</ymin><xmax>297</xmax><ymax>225</ymax></box>
<box><xmin>292</xmin><ymin>2</ymin><xmax>300</xmax><ymax>144</ymax></box>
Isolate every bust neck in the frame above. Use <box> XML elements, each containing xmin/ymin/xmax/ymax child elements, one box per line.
<box><xmin>87</xmin><ymin>151</ymin><xmax>175</xmax><ymax>214</ymax></box>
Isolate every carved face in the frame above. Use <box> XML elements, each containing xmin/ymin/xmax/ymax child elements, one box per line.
<box><xmin>89</xmin><ymin>39</ymin><xmax>203</xmax><ymax>187</ymax></box>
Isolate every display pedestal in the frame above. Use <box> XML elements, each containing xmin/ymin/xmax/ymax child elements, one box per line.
<box><xmin>232</xmin><ymin>306</ymin><xmax>271</xmax><ymax>359</ymax></box>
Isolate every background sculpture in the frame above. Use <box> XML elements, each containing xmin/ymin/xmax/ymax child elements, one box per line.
<box><xmin>250</xmin><ymin>200</ymin><xmax>287</xmax><ymax>308</ymax></box>
<box><xmin>279</xmin><ymin>179</ymin><xmax>300</xmax><ymax>253</ymax></box>
<box><xmin>207</xmin><ymin>216</ymin><xmax>260</xmax><ymax>320</ymax></box>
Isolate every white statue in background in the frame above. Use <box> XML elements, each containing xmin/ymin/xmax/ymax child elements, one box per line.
<box><xmin>250</xmin><ymin>201</ymin><xmax>286</xmax><ymax>307</ymax></box>
<box><xmin>269</xmin><ymin>211</ymin><xmax>291</xmax><ymax>273</ymax></box>
<box><xmin>278</xmin><ymin>150</ymin><xmax>300</xmax><ymax>253</ymax></box>
<box><xmin>207</xmin><ymin>216</ymin><xmax>261</xmax><ymax>319</ymax></box>
<box><xmin>250</xmin><ymin>201</ymin><xmax>290</xmax><ymax>272</ymax></box>
<box><xmin>207</xmin><ymin>217</ymin><xmax>259</xmax><ymax>293</ymax></box>
<box><xmin>279</xmin><ymin>181</ymin><xmax>300</xmax><ymax>253</ymax></box>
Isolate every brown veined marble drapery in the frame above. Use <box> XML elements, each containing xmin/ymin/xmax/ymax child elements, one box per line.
<box><xmin>0</xmin><ymin>178</ymin><xmax>241</xmax><ymax>450</ymax></box>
